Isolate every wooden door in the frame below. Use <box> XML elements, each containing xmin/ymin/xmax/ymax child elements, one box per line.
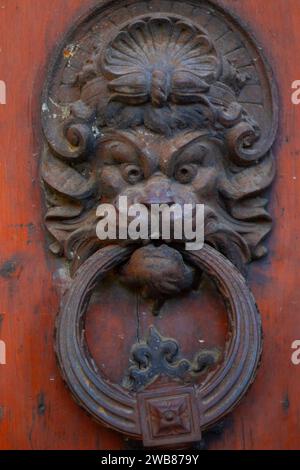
<box><xmin>0</xmin><ymin>0</ymin><xmax>299</xmax><ymax>450</ymax></box>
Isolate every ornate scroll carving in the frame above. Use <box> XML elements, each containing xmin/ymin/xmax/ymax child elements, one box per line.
<box><xmin>41</xmin><ymin>0</ymin><xmax>278</xmax><ymax>448</ymax></box>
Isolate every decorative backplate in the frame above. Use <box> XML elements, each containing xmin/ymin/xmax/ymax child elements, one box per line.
<box><xmin>40</xmin><ymin>0</ymin><xmax>278</xmax><ymax>448</ymax></box>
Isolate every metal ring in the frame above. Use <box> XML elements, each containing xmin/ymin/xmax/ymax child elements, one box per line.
<box><xmin>56</xmin><ymin>244</ymin><xmax>262</xmax><ymax>437</ymax></box>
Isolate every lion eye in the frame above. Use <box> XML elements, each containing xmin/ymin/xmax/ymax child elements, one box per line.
<box><xmin>122</xmin><ymin>164</ymin><xmax>144</xmax><ymax>184</ymax></box>
<box><xmin>175</xmin><ymin>164</ymin><xmax>197</xmax><ymax>184</ymax></box>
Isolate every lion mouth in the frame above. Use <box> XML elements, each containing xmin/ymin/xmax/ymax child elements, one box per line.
<box><xmin>119</xmin><ymin>243</ymin><xmax>196</xmax><ymax>312</ymax></box>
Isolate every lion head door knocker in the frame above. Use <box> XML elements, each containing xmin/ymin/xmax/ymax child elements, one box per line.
<box><xmin>40</xmin><ymin>0</ymin><xmax>278</xmax><ymax>448</ymax></box>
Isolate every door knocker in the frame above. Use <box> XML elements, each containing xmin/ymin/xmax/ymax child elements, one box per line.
<box><xmin>41</xmin><ymin>0</ymin><xmax>278</xmax><ymax>448</ymax></box>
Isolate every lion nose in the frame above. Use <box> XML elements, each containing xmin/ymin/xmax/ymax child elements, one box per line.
<box><xmin>139</xmin><ymin>177</ymin><xmax>175</xmax><ymax>207</ymax></box>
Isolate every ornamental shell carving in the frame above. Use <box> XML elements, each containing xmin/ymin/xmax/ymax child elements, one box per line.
<box><xmin>102</xmin><ymin>17</ymin><xmax>221</xmax><ymax>107</ymax></box>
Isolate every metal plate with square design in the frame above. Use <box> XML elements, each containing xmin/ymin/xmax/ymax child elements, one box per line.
<box><xmin>137</xmin><ymin>386</ymin><xmax>202</xmax><ymax>448</ymax></box>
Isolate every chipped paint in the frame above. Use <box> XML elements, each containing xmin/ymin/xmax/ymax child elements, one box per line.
<box><xmin>92</xmin><ymin>125</ymin><xmax>101</xmax><ymax>138</ymax></box>
<box><xmin>63</xmin><ymin>43</ymin><xmax>78</xmax><ymax>59</ymax></box>
<box><xmin>49</xmin><ymin>97</ymin><xmax>70</xmax><ymax>120</ymax></box>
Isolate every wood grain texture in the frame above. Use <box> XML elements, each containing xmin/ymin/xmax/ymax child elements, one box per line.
<box><xmin>0</xmin><ymin>0</ymin><xmax>299</xmax><ymax>450</ymax></box>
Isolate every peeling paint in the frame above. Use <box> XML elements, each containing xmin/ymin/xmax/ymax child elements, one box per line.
<box><xmin>49</xmin><ymin>97</ymin><xmax>70</xmax><ymax>119</ymax></box>
<box><xmin>63</xmin><ymin>43</ymin><xmax>78</xmax><ymax>60</ymax></box>
<box><xmin>42</xmin><ymin>102</ymin><xmax>49</xmax><ymax>113</ymax></box>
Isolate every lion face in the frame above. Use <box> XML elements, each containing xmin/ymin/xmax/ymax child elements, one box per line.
<box><xmin>92</xmin><ymin>127</ymin><xmax>252</xmax><ymax>293</ymax></box>
<box><xmin>94</xmin><ymin>128</ymin><xmax>254</xmax><ymax>272</ymax></box>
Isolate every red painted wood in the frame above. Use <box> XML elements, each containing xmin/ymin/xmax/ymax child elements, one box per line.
<box><xmin>0</xmin><ymin>0</ymin><xmax>123</xmax><ymax>451</ymax></box>
<box><xmin>0</xmin><ymin>0</ymin><xmax>299</xmax><ymax>450</ymax></box>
